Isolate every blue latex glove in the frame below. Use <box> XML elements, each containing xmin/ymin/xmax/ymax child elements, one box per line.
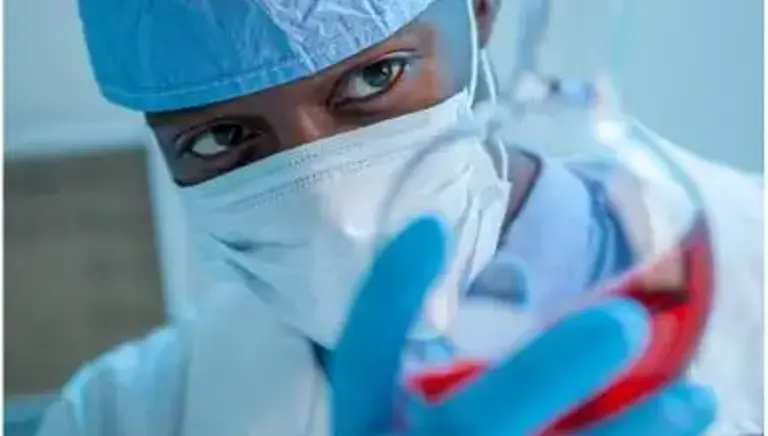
<box><xmin>331</xmin><ymin>216</ymin><xmax>716</xmax><ymax>435</ymax></box>
<box><xmin>581</xmin><ymin>379</ymin><xmax>716</xmax><ymax>436</ymax></box>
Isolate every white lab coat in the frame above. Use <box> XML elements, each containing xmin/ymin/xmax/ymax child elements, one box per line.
<box><xmin>36</xmin><ymin>140</ymin><xmax>763</xmax><ymax>436</ymax></box>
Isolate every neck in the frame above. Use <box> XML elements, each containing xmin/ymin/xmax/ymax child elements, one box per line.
<box><xmin>501</xmin><ymin>149</ymin><xmax>542</xmax><ymax>235</ymax></box>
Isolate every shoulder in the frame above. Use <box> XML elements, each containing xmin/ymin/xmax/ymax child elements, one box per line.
<box><xmin>36</xmin><ymin>325</ymin><xmax>190</xmax><ymax>436</ymax></box>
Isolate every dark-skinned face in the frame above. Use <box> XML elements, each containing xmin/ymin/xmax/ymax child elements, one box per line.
<box><xmin>146</xmin><ymin>0</ymin><xmax>498</xmax><ymax>186</ymax></box>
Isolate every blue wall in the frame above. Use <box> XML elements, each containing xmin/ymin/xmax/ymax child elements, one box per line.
<box><xmin>488</xmin><ymin>0</ymin><xmax>763</xmax><ymax>172</ymax></box>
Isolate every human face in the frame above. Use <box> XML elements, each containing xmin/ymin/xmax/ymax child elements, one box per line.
<box><xmin>147</xmin><ymin>23</ymin><xmax>458</xmax><ymax>186</ymax></box>
<box><xmin>146</xmin><ymin>0</ymin><xmax>499</xmax><ymax>187</ymax></box>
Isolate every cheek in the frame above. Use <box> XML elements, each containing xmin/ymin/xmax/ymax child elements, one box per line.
<box><xmin>151</xmin><ymin>137</ymin><xmax>184</xmax><ymax>179</ymax></box>
<box><xmin>415</xmin><ymin>60</ymin><xmax>452</xmax><ymax>101</ymax></box>
<box><xmin>399</xmin><ymin>58</ymin><xmax>458</xmax><ymax>112</ymax></box>
<box><xmin>148</xmin><ymin>127</ymin><xmax>190</xmax><ymax>181</ymax></box>
<box><xmin>174</xmin><ymin>154</ymin><xmax>242</xmax><ymax>186</ymax></box>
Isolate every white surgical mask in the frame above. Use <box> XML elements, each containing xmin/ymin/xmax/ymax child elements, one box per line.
<box><xmin>180</xmin><ymin>0</ymin><xmax>509</xmax><ymax>348</ymax></box>
<box><xmin>180</xmin><ymin>90</ymin><xmax>511</xmax><ymax>347</ymax></box>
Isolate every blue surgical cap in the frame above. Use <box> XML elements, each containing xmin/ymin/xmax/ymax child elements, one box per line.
<box><xmin>77</xmin><ymin>0</ymin><xmax>435</xmax><ymax>112</ymax></box>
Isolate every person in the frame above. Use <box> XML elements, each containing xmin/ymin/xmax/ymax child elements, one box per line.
<box><xmin>36</xmin><ymin>0</ymin><xmax>762</xmax><ymax>434</ymax></box>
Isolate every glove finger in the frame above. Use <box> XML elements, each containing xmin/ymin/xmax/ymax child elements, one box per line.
<box><xmin>333</xmin><ymin>216</ymin><xmax>448</xmax><ymax>435</ymax></box>
<box><xmin>581</xmin><ymin>380</ymin><xmax>717</xmax><ymax>436</ymax></box>
<box><xmin>420</xmin><ymin>298</ymin><xmax>650</xmax><ymax>435</ymax></box>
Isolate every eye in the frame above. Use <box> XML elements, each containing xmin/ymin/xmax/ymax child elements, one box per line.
<box><xmin>182</xmin><ymin>123</ymin><xmax>259</xmax><ymax>158</ymax></box>
<box><xmin>335</xmin><ymin>53</ymin><xmax>412</xmax><ymax>104</ymax></box>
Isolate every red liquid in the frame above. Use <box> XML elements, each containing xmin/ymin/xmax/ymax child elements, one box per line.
<box><xmin>407</xmin><ymin>217</ymin><xmax>714</xmax><ymax>433</ymax></box>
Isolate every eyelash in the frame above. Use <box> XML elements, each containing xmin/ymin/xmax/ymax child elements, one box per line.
<box><xmin>173</xmin><ymin>53</ymin><xmax>417</xmax><ymax>161</ymax></box>
<box><xmin>176</xmin><ymin>120</ymin><xmax>261</xmax><ymax>160</ymax></box>
<box><xmin>331</xmin><ymin>52</ymin><xmax>416</xmax><ymax>108</ymax></box>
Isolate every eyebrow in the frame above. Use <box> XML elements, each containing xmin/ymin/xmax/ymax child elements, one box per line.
<box><xmin>145</xmin><ymin>101</ymin><xmax>224</xmax><ymax>126</ymax></box>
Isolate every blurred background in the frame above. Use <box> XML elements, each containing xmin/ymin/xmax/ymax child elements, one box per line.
<box><xmin>4</xmin><ymin>0</ymin><xmax>763</xmax><ymax>434</ymax></box>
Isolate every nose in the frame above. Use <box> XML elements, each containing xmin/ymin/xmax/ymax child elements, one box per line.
<box><xmin>278</xmin><ymin>105</ymin><xmax>337</xmax><ymax>147</ymax></box>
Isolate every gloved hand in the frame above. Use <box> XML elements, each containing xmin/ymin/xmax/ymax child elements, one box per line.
<box><xmin>580</xmin><ymin>379</ymin><xmax>716</xmax><ymax>435</ymax></box>
<box><xmin>331</xmin><ymin>216</ymin><xmax>716</xmax><ymax>435</ymax></box>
